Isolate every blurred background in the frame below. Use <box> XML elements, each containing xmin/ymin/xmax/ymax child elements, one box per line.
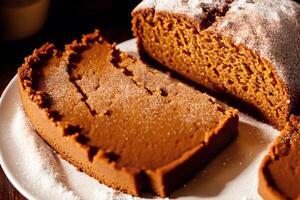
<box><xmin>0</xmin><ymin>1</ymin><xmax>141</xmax><ymax>199</ymax></box>
<box><xmin>0</xmin><ymin>0</ymin><xmax>141</xmax><ymax>93</ymax></box>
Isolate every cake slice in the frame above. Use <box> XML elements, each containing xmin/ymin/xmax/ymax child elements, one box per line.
<box><xmin>259</xmin><ymin>115</ymin><xmax>300</xmax><ymax>200</ymax></box>
<box><xmin>18</xmin><ymin>30</ymin><xmax>238</xmax><ymax>197</ymax></box>
<box><xmin>132</xmin><ymin>0</ymin><xmax>300</xmax><ymax>130</ymax></box>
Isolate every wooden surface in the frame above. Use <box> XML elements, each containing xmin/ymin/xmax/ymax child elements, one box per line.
<box><xmin>0</xmin><ymin>1</ymin><xmax>139</xmax><ymax>199</ymax></box>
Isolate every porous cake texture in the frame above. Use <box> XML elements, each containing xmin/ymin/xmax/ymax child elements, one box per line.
<box><xmin>132</xmin><ymin>0</ymin><xmax>300</xmax><ymax>130</ymax></box>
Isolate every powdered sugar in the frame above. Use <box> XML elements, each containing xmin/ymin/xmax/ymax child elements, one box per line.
<box><xmin>11</xmin><ymin>107</ymin><xmax>80</xmax><ymax>200</ymax></box>
<box><xmin>134</xmin><ymin>0</ymin><xmax>230</xmax><ymax>20</ymax></box>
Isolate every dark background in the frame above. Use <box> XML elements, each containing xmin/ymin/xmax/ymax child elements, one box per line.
<box><xmin>0</xmin><ymin>0</ymin><xmax>141</xmax><ymax>71</ymax></box>
<box><xmin>0</xmin><ymin>1</ymin><xmax>141</xmax><ymax>199</ymax></box>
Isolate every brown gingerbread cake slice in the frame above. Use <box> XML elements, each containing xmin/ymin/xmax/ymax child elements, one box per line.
<box><xmin>132</xmin><ymin>0</ymin><xmax>300</xmax><ymax>130</ymax></box>
<box><xmin>18</xmin><ymin>30</ymin><xmax>238</xmax><ymax>197</ymax></box>
<box><xmin>259</xmin><ymin>115</ymin><xmax>300</xmax><ymax>200</ymax></box>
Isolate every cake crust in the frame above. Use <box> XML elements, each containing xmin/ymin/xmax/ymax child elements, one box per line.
<box><xmin>18</xmin><ymin>30</ymin><xmax>239</xmax><ymax>197</ymax></box>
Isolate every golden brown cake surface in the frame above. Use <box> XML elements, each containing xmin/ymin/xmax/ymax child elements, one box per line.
<box><xmin>132</xmin><ymin>0</ymin><xmax>300</xmax><ymax>130</ymax></box>
<box><xmin>17</xmin><ymin>31</ymin><xmax>239</xmax><ymax>197</ymax></box>
<box><xmin>259</xmin><ymin>115</ymin><xmax>300</xmax><ymax>200</ymax></box>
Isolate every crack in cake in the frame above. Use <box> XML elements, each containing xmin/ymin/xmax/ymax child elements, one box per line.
<box><xmin>18</xmin><ymin>30</ymin><xmax>239</xmax><ymax>197</ymax></box>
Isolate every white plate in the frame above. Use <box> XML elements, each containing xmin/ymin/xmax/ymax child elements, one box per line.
<box><xmin>0</xmin><ymin>39</ymin><xmax>278</xmax><ymax>200</ymax></box>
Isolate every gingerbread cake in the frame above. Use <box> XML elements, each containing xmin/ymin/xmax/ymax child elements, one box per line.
<box><xmin>17</xmin><ymin>31</ymin><xmax>239</xmax><ymax>197</ymax></box>
<box><xmin>132</xmin><ymin>0</ymin><xmax>300</xmax><ymax>130</ymax></box>
<box><xmin>259</xmin><ymin>115</ymin><xmax>300</xmax><ymax>200</ymax></box>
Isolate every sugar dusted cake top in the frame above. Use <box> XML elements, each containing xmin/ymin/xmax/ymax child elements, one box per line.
<box><xmin>18</xmin><ymin>30</ymin><xmax>239</xmax><ymax>196</ymax></box>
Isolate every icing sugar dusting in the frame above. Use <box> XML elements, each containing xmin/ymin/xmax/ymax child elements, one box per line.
<box><xmin>134</xmin><ymin>0</ymin><xmax>230</xmax><ymax>20</ymax></box>
<box><xmin>11</xmin><ymin>107</ymin><xmax>80</xmax><ymax>200</ymax></box>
